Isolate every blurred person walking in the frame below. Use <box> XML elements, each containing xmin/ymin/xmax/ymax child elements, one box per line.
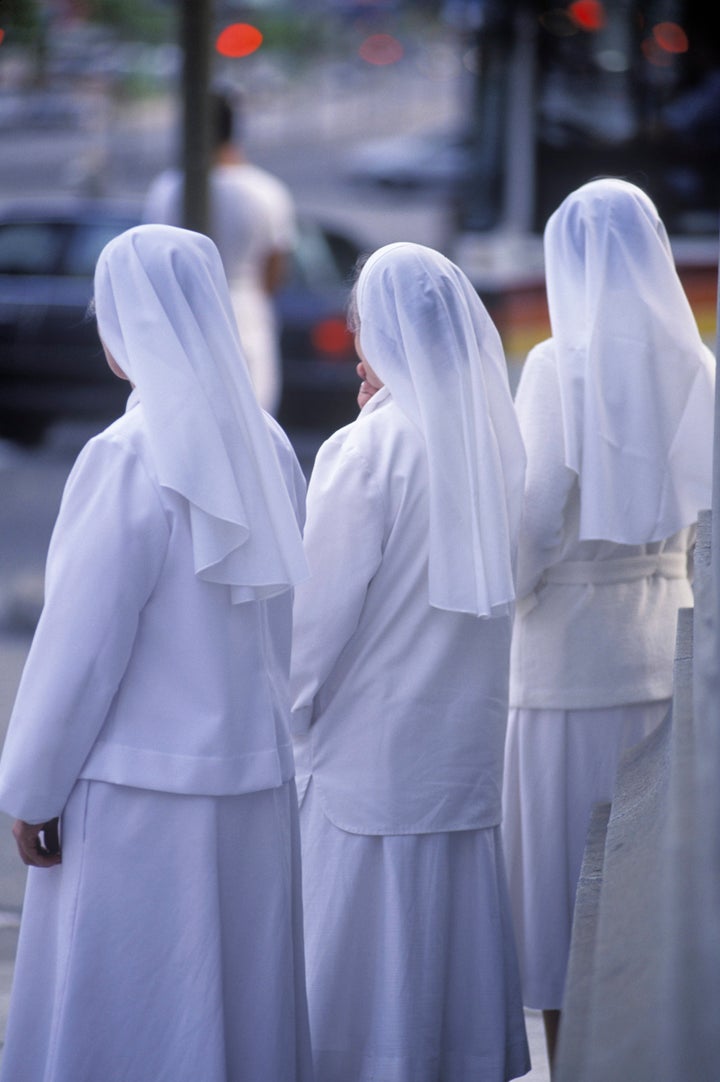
<box><xmin>0</xmin><ymin>225</ymin><xmax>313</xmax><ymax>1082</ymax></box>
<box><xmin>501</xmin><ymin>178</ymin><xmax>715</xmax><ymax>1072</ymax></box>
<box><xmin>290</xmin><ymin>242</ymin><xmax>531</xmax><ymax>1082</ymax></box>
<box><xmin>144</xmin><ymin>89</ymin><xmax>296</xmax><ymax>415</ymax></box>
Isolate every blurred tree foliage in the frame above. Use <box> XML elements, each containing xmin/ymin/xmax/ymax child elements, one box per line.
<box><xmin>0</xmin><ymin>0</ymin><xmax>446</xmax><ymax>71</ymax></box>
<box><xmin>0</xmin><ymin>0</ymin><xmax>172</xmax><ymax>44</ymax></box>
<box><xmin>78</xmin><ymin>0</ymin><xmax>172</xmax><ymax>42</ymax></box>
<box><xmin>1</xmin><ymin>0</ymin><xmax>43</xmax><ymax>43</ymax></box>
<box><xmin>1</xmin><ymin>0</ymin><xmax>48</xmax><ymax>85</ymax></box>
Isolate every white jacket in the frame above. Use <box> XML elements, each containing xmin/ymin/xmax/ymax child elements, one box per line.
<box><xmin>0</xmin><ymin>404</ymin><xmax>306</xmax><ymax>823</ymax></box>
<box><xmin>509</xmin><ymin>341</ymin><xmax>694</xmax><ymax>710</ymax></box>
<box><xmin>290</xmin><ymin>389</ymin><xmax>513</xmax><ymax>836</ymax></box>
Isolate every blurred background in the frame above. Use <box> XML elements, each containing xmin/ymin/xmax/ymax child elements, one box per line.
<box><xmin>0</xmin><ymin>5</ymin><xmax>718</xmax><ymax>1072</ymax></box>
<box><xmin>0</xmin><ymin>0</ymin><xmax>718</xmax><ymax>450</ymax></box>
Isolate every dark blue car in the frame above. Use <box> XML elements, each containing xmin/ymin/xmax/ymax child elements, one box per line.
<box><xmin>0</xmin><ymin>198</ymin><xmax>364</xmax><ymax>444</ymax></box>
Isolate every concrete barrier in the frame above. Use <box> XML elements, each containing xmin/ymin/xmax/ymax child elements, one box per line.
<box><xmin>556</xmin><ymin>510</ymin><xmax>720</xmax><ymax>1080</ymax></box>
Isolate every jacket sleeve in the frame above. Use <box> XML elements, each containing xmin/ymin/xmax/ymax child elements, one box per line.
<box><xmin>0</xmin><ymin>436</ymin><xmax>169</xmax><ymax>822</ymax></box>
<box><xmin>514</xmin><ymin>342</ymin><xmax>576</xmax><ymax>597</ymax></box>
<box><xmin>289</xmin><ymin>433</ymin><xmax>384</xmax><ymax>735</ymax></box>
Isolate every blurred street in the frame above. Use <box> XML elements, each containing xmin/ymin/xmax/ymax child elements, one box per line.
<box><xmin>0</xmin><ymin>57</ymin><xmax>464</xmax><ymax>247</ymax></box>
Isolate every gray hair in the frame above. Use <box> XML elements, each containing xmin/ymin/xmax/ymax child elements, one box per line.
<box><xmin>346</xmin><ymin>254</ymin><xmax>369</xmax><ymax>335</ymax></box>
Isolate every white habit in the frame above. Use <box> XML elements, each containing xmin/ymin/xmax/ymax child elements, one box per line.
<box><xmin>291</xmin><ymin>243</ymin><xmax>531</xmax><ymax>1082</ymax></box>
<box><xmin>0</xmin><ymin>226</ymin><xmax>312</xmax><ymax>1082</ymax></box>
<box><xmin>502</xmin><ymin>180</ymin><xmax>716</xmax><ymax>1011</ymax></box>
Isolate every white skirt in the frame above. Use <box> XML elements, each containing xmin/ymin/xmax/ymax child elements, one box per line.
<box><xmin>0</xmin><ymin>779</ymin><xmax>313</xmax><ymax>1082</ymax></box>
<box><xmin>300</xmin><ymin>779</ymin><xmax>531</xmax><ymax>1082</ymax></box>
<box><xmin>502</xmin><ymin>701</ymin><xmax>668</xmax><ymax>1010</ymax></box>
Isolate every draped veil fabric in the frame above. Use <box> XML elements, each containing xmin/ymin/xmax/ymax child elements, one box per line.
<box><xmin>544</xmin><ymin>178</ymin><xmax>715</xmax><ymax>543</ymax></box>
<box><xmin>356</xmin><ymin>242</ymin><xmax>526</xmax><ymax>616</ymax></box>
<box><xmin>94</xmin><ymin>224</ymin><xmax>308</xmax><ymax>601</ymax></box>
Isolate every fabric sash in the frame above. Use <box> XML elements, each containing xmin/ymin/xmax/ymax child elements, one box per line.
<box><xmin>543</xmin><ymin>552</ymin><xmax>687</xmax><ymax>586</ymax></box>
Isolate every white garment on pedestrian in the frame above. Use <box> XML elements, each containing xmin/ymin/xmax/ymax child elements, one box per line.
<box><xmin>0</xmin><ymin>407</ymin><xmax>312</xmax><ymax>1079</ymax></box>
<box><xmin>356</xmin><ymin>242</ymin><xmax>526</xmax><ymax>617</ymax></box>
<box><xmin>0</xmin><ymin>779</ymin><xmax>311</xmax><ymax>1082</ymax></box>
<box><xmin>0</xmin><ymin>225</ymin><xmax>312</xmax><ymax>1081</ymax></box>
<box><xmin>502</xmin><ymin>701</ymin><xmax>668</xmax><ymax>1009</ymax></box>
<box><xmin>144</xmin><ymin>164</ymin><xmax>296</xmax><ymax>414</ymax></box>
<box><xmin>291</xmin><ymin>243</ymin><xmax>530</xmax><ymax>1081</ymax></box>
<box><xmin>509</xmin><ymin>340</ymin><xmax>694</xmax><ymax>710</ymax></box>
<box><xmin>0</xmin><ymin>405</ymin><xmax>306</xmax><ymax>822</ymax></box>
<box><xmin>301</xmin><ymin>779</ymin><xmax>531</xmax><ymax>1082</ymax></box>
<box><xmin>95</xmin><ymin>224</ymin><xmax>307</xmax><ymax>602</ymax></box>
<box><xmin>504</xmin><ymin>351</ymin><xmax>695</xmax><ymax>1002</ymax></box>
<box><xmin>291</xmin><ymin>391</ymin><xmax>514</xmax><ymax>835</ymax></box>
<box><xmin>503</xmin><ymin>180</ymin><xmax>713</xmax><ymax>1013</ymax></box>
<box><xmin>543</xmin><ymin>177</ymin><xmax>714</xmax><ymax>544</ymax></box>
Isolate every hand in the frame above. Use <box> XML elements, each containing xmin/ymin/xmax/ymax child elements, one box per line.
<box><xmin>12</xmin><ymin>818</ymin><xmax>62</xmax><ymax>868</ymax></box>
<box><xmin>356</xmin><ymin>361</ymin><xmax>382</xmax><ymax>410</ymax></box>
<box><xmin>357</xmin><ymin>381</ymin><xmax>376</xmax><ymax>411</ymax></box>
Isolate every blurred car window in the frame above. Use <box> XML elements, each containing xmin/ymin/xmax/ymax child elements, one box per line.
<box><xmin>290</xmin><ymin>220</ymin><xmax>364</xmax><ymax>290</ymax></box>
<box><xmin>290</xmin><ymin>223</ymin><xmax>343</xmax><ymax>289</ymax></box>
<box><xmin>65</xmin><ymin>222</ymin><xmax>133</xmax><ymax>277</ymax></box>
<box><xmin>0</xmin><ymin>223</ymin><xmax>66</xmax><ymax>275</ymax></box>
<box><xmin>324</xmin><ymin>229</ymin><xmax>363</xmax><ymax>283</ymax></box>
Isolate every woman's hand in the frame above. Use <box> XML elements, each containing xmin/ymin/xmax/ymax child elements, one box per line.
<box><xmin>12</xmin><ymin>818</ymin><xmax>62</xmax><ymax>867</ymax></box>
<box><xmin>356</xmin><ymin>361</ymin><xmax>383</xmax><ymax>411</ymax></box>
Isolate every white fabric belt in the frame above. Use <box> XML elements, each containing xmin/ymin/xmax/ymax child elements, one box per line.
<box><xmin>543</xmin><ymin>552</ymin><xmax>687</xmax><ymax>586</ymax></box>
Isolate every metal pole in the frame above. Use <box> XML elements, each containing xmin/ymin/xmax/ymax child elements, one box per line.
<box><xmin>180</xmin><ymin>0</ymin><xmax>212</xmax><ymax>234</ymax></box>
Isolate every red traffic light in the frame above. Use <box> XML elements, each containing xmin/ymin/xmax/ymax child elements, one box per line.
<box><xmin>216</xmin><ymin>24</ymin><xmax>263</xmax><ymax>59</ymax></box>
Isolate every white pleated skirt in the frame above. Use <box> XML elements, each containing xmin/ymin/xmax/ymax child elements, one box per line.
<box><xmin>300</xmin><ymin>779</ymin><xmax>531</xmax><ymax>1082</ymax></box>
<box><xmin>502</xmin><ymin>701</ymin><xmax>669</xmax><ymax>1010</ymax></box>
<box><xmin>0</xmin><ymin>779</ymin><xmax>313</xmax><ymax>1082</ymax></box>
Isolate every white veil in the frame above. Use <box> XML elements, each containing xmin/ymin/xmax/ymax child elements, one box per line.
<box><xmin>94</xmin><ymin>224</ymin><xmax>308</xmax><ymax>602</ymax></box>
<box><xmin>544</xmin><ymin>178</ymin><xmax>715</xmax><ymax>543</ymax></box>
<box><xmin>356</xmin><ymin>242</ymin><xmax>526</xmax><ymax>617</ymax></box>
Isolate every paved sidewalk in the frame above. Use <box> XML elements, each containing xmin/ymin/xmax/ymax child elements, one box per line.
<box><xmin>0</xmin><ymin>927</ymin><xmax>18</xmax><ymax>1048</ymax></box>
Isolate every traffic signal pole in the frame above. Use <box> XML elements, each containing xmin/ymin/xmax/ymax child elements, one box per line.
<box><xmin>180</xmin><ymin>0</ymin><xmax>212</xmax><ymax>234</ymax></box>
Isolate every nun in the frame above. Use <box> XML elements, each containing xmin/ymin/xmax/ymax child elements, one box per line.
<box><xmin>0</xmin><ymin>225</ymin><xmax>313</xmax><ymax>1081</ymax></box>
<box><xmin>290</xmin><ymin>242</ymin><xmax>531</xmax><ymax>1082</ymax></box>
<box><xmin>501</xmin><ymin>178</ymin><xmax>715</xmax><ymax>1065</ymax></box>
